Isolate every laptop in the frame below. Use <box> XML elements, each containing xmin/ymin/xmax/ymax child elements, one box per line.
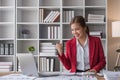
<box><xmin>17</xmin><ymin>53</ymin><xmax>60</xmax><ymax>77</ymax></box>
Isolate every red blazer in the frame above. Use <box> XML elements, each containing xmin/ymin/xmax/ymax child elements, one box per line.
<box><xmin>58</xmin><ymin>35</ymin><xmax>106</xmax><ymax>72</ymax></box>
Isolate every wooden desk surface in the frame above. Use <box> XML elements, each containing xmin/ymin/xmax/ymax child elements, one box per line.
<box><xmin>0</xmin><ymin>72</ymin><xmax>105</xmax><ymax>80</ymax></box>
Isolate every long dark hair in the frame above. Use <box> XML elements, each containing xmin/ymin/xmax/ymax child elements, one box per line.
<box><xmin>70</xmin><ymin>16</ymin><xmax>89</xmax><ymax>35</ymax></box>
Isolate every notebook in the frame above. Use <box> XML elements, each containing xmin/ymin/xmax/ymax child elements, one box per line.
<box><xmin>17</xmin><ymin>53</ymin><xmax>60</xmax><ymax>77</ymax></box>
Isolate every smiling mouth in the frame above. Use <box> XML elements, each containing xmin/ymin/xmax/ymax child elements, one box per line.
<box><xmin>74</xmin><ymin>34</ymin><xmax>79</xmax><ymax>37</ymax></box>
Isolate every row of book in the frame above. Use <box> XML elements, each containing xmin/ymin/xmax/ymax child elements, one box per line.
<box><xmin>63</xmin><ymin>10</ymin><xmax>74</xmax><ymax>22</ymax></box>
<box><xmin>39</xmin><ymin>58</ymin><xmax>55</xmax><ymax>72</ymax></box>
<box><xmin>90</xmin><ymin>31</ymin><xmax>102</xmax><ymax>38</ymax></box>
<box><xmin>0</xmin><ymin>43</ymin><xmax>14</xmax><ymax>55</ymax></box>
<box><xmin>0</xmin><ymin>62</ymin><xmax>13</xmax><ymax>72</ymax></box>
<box><xmin>48</xmin><ymin>26</ymin><xmax>60</xmax><ymax>39</ymax></box>
<box><xmin>88</xmin><ymin>14</ymin><xmax>104</xmax><ymax>22</ymax></box>
<box><xmin>18</xmin><ymin>58</ymin><xmax>57</xmax><ymax>72</ymax></box>
<box><xmin>39</xmin><ymin>42</ymin><xmax>57</xmax><ymax>57</ymax></box>
<box><xmin>39</xmin><ymin>9</ymin><xmax>60</xmax><ymax>23</ymax></box>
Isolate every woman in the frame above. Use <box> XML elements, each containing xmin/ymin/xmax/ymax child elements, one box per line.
<box><xmin>56</xmin><ymin>16</ymin><xmax>106</xmax><ymax>73</ymax></box>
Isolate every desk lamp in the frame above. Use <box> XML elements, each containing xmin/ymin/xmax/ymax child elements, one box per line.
<box><xmin>112</xmin><ymin>21</ymin><xmax>120</xmax><ymax>71</ymax></box>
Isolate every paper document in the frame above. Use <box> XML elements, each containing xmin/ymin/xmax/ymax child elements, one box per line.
<box><xmin>35</xmin><ymin>72</ymin><xmax>97</xmax><ymax>80</ymax></box>
<box><xmin>35</xmin><ymin>76</ymin><xmax>97</xmax><ymax>80</ymax></box>
<box><xmin>103</xmin><ymin>71</ymin><xmax>120</xmax><ymax>80</ymax></box>
<box><xmin>60</xmin><ymin>72</ymin><xmax>95</xmax><ymax>76</ymax></box>
<box><xmin>0</xmin><ymin>74</ymin><xmax>36</xmax><ymax>80</ymax></box>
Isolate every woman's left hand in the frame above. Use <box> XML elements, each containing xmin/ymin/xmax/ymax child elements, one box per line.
<box><xmin>88</xmin><ymin>69</ymin><xmax>97</xmax><ymax>74</ymax></box>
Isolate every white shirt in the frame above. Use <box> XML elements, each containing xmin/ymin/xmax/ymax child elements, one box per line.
<box><xmin>76</xmin><ymin>36</ymin><xmax>90</xmax><ymax>70</ymax></box>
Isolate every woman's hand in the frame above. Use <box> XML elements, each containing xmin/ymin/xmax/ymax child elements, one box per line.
<box><xmin>56</xmin><ymin>43</ymin><xmax>63</xmax><ymax>56</ymax></box>
<box><xmin>89</xmin><ymin>69</ymin><xmax>97</xmax><ymax>74</ymax></box>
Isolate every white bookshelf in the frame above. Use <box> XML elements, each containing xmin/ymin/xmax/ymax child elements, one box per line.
<box><xmin>0</xmin><ymin>0</ymin><xmax>15</xmax><ymax>72</ymax></box>
<box><xmin>0</xmin><ymin>0</ymin><xmax>107</xmax><ymax>72</ymax></box>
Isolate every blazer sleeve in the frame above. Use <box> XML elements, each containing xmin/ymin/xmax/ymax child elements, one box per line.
<box><xmin>92</xmin><ymin>38</ymin><xmax>106</xmax><ymax>72</ymax></box>
<box><xmin>58</xmin><ymin>41</ymin><xmax>72</xmax><ymax>70</ymax></box>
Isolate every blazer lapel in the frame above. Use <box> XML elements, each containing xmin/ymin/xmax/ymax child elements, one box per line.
<box><xmin>89</xmin><ymin>36</ymin><xmax>95</xmax><ymax>68</ymax></box>
<box><xmin>71</xmin><ymin>38</ymin><xmax>77</xmax><ymax>67</ymax></box>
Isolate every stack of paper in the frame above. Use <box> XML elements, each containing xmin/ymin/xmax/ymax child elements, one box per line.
<box><xmin>35</xmin><ymin>75</ymin><xmax>97</xmax><ymax>80</ymax></box>
<box><xmin>88</xmin><ymin>14</ymin><xmax>104</xmax><ymax>22</ymax></box>
<box><xmin>103</xmin><ymin>71</ymin><xmax>120</xmax><ymax>80</ymax></box>
<box><xmin>0</xmin><ymin>74</ymin><xmax>36</xmax><ymax>80</ymax></box>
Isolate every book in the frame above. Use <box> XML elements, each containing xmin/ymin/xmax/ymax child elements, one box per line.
<box><xmin>49</xmin><ymin>11</ymin><xmax>58</xmax><ymax>22</ymax></box>
<box><xmin>47</xmin><ymin>11</ymin><xmax>56</xmax><ymax>23</ymax></box>
<box><xmin>54</xmin><ymin>26</ymin><xmax>57</xmax><ymax>39</ymax></box>
<box><xmin>46</xmin><ymin>58</ymin><xmax>50</xmax><ymax>72</ymax></box>
<box><xmin>0</xmin><ymin>43</ymin><xmax>4</xmax><ymax>55</ymax></box>
<box><xmin>0</xmin><ymin>65</ymin><xmax>11</xmax><ymax>68</ymax></box>
<box><xmin>90</xmin><ymin>31</ymin><xmax>102</xmax><ymax>35</ymax></box>
<box><xmin>52</xmin><ymin>11</ymin><xmax>60</xmax><ymax>22</ymax></box>
<box><xmin>40</xmin><ymin>52</ymin><xmax>57</xmax><ymax>57</ymax></box>
<box><xmin>88</xmin><ymin>14</ymin><xmax>104</xmax><ymax>22</ymax></box>
<box><xmin>48</xmin><ymin>26</ymin><xmax>51</xmax><ymax>39</ymax></box>
<box><xmin>50</xmin><ymin>58</ymin><xmax>54</xmax><ymax>72</ymax></box>
<box><xmin>0</xmin><ymin>68</ymin><xmax>10</xmax><ymax>72</ymax></box>
<box><xmin>40</xmin><ymin>42</ymin><xmax>53</xmax><ymax>45</ymax></box>
<box><xmin>4</xmin><ymin>44</ymin><xmax>9</xmax><ymax>55</ymax></box>
<box><xmin>44</xmin><ymin>11</ymin><xmax>53</xmax><ymax>22</ymax></box>
<box><xmin>41</xmin><ymin>8</ymin><xmax>44</xmax><ymax>22</ymax></box>
<box><xmin>8</xmin><ymin>43</ymin><xmax>14</xmax><ymax>55</ymax></box>
<box><xmin>0</xmin><ymin>62</ymin><xmax>12</xmax><ymax>65</ymax></box>
<box><xmin>40</xmin><ymin>46</ymin><xmax>56</xmax><ymax>50</ymax></box>
<box><xmin>40</xmin><ymin>49</ymin><xmax>56</xmax><ymax>53</ymax></box>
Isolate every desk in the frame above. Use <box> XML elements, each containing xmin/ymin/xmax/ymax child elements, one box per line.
<box><xmin>0</xmin><ymin>72</ymin><xmax>105</xmax><ymax>80</ymax></box>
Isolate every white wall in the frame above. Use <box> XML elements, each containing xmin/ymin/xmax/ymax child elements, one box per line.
<box><xmin>108</xmin><ymin>0</ymin><xmax>120</xmax><ymax>70</ymax></box>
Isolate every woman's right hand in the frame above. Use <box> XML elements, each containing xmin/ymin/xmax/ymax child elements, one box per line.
<box><xmin>56</xmin><ymin>43</ymin><xmax>63</xmax><ymax>56</ymax></box>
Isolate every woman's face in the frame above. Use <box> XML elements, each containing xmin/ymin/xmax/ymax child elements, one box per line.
<box><xmin>71</xmin><ymin>23</ymin><xmax>86</xmax><ymax>39</ymax></box>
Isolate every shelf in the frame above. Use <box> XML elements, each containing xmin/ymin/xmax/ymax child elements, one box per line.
<box><xmin>85</xmin><ymin>6</ymin><xmax>106</xmax><ymax>9</ymax></box>
<box><xmin>0</xmin><ymin>6</ymin><xmax>15</xmax><ymax>9</ymax></box>
<box><xmin>39</xmin><ymin>6</ymin><xmax>60</xmax><ymax>9</ymax></box>
<box><xmin>39</xmin><ymin>0</ymin><xmax>60</xmax><ymax>6</ymax></box>
<box><xmin>39</xmin><ymin>22</ymin><xmax>60</xmax><ymax>25</ymax></box>
<box><xmin>0</xmin><ymin>55</ymin><xmax>14</xmax><ymax>57</ymax></box>
<box><xmin>17</xmin><ymin>7</ymin><xmax>38</xmax><ymax>9</ymax></box>
<box><xmin>17</xmin><ymin>9</ymin><xmax>38</xmax><ymax>22</ymax></box>
<box><xmin>0</xmin><ymin>38</ymin><xmax>14</xmax><ymax>40</ymax></box>
<box><xmin>0</xmin><ymin>0</ymin><xmax>107</xmax><ymax>72</ymax></box>
<box><xmin>0</xmin><ymin>10</ymin><xmax>15</xmax><ymax>22</ymax></box>
<box><xmin>62</xmin><ymin>6</ymin><xmax>84</xmax><ymax>9</ymax></box>
<box><xmin>39</xmin><ymin>39</ymin><xmax>60</xmax><ymax>40</ymax></box>
<box><xmin>17</xmin><ymin>39</ymin><xmax>38</xmax><ymax>41</ymax></box>
<box><xmin>62</xmin><ymin>0</ymin><xmax>84</xmax><ymax>6</ymax></box>
<box><xmin>62</xmin><ymin>38</ymin><xmax>107</xmax><ymax>41</ymax></box>
<box><xmin>39</xmin><ymin>55</ymin><xmax>58</xmax><ymax>57</ymax></box>
<box><xmin>17</xmin><ymin>0</ymin><xmax>39</xmax><ymax>7</ymax></box>
<box><xmin>0</xmin><ymin>25</ymin><xmax>15</xmax><ymax>38</ymax></box>
<box><xmin>17</xmin><ymin>40</ymin><xmax>38</xmax><ymax>54</ymax></box>
<box><xmin>62</xmin><ymin>22</ymin><xmax>106</xmax><ymax>25</ymax></box>
<box><xmin>0</xmin><ymin>22</ymin><xmax>14</xmax><ymax>24</ymax></box>
<box><xmin>86</xmin><ymin>22</ymin><xmax>106</xmax><ymax>24</ymax></box>
<box><xmin>0</xmin><ymin>0</ymin><xmax>15</xmax><ymax>6</ymax></box>
<box><xmin>17</xmin><ymin>22</ymin><xmax>38</xmax><ymax>24</ymax></box>
<box><xmin>85</xmin><ymin>0</ymin><xmax>106</xmax><ymax>6</ymax></box>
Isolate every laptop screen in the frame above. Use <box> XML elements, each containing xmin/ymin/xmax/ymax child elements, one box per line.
<box><xmin>17</xmin><ymin>53</ymin><xmax>39</xmax><ymax>77</ymax></box>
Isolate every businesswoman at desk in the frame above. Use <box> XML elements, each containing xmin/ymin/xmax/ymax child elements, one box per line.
<box><xmin>56</xmin><ymin>16</ymin><xmax>106</xmax><ymax>73</ymax></box>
